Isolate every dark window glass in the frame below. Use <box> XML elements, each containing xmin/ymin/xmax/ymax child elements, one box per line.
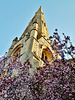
<box><xmin>42</xmin><ymin>53</ymin><xmax>44</xmax><ymax>59</ymax></box>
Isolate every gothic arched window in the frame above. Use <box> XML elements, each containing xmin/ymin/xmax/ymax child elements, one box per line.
<box><xmin>42</xmin><ymin>45</ymin><xmax>53</xmax><ymax>61</ymax></box>
<box><xmin>11</xmin><ymin>44</ymin><xmax>22</xmax><ymax>57</ymax></box>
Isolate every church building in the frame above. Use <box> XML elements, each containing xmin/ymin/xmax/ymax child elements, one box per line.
<box><xmin>7</xmin><ymin>6</ymin><xmax>59</xmax><ymax>71</ymax></box>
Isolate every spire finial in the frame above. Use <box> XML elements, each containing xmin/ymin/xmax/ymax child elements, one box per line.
<box><xmin>36</xmin><ymin>6</ymin><xmax>43</xmax><ymax>14</ymax></box>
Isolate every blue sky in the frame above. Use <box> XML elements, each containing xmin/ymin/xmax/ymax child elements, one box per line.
<box><xmin>0</xmin><ymin>0</ymin><xmax>75</xmax><ymax>56</ymax></box>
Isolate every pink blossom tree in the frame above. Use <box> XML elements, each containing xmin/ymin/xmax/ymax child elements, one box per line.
<box><xmin>0</xmin><ymin>29</ymin><xmax>75</xmax><ymax>100</ymax></box>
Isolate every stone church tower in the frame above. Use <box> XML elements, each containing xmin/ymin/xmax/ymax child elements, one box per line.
<box><xmin>7</xmin><ymin>6</ymin><xmax>58</xmax><ymax>71</ymax></box>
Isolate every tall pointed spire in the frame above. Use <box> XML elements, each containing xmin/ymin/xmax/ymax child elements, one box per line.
<box><xmin>36</xmin><ymin>6</ymin><xmax>49</xmax><ymax>39</ymax></box>
<box><xmin>20</xmin><ymin>6</ymin><xmax>49</xmax><ymax>40</ymax></box>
